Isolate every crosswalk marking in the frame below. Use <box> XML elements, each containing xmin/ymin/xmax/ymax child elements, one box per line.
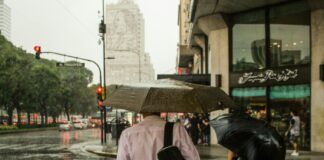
<box><xmin>29</xmin><ymin>144</ymin><xmax>56</xmax><ymax>151</ymax></box>
<box><xmin>0</xmin><ymin>144</ymin><xmax>7</xmax><ymax>148</ymax></box>
<box><xmin>13</xmin><ymin>144</ymin><xmax>38</xmax><ymax>150</ymax></box>
<box><xmin>0</xmin><ymin>143</ymin><xmax>65</xmax><ymax>151</ymax></box>
<box><xmin>0</xmin><ymin>144</ymin><xmax>21</xmax><ymax>150</ymax></box>
<box><xmin>48</xmin><ymin>146</ymin><xmax>64</xmax><ymax>151</ymax></box>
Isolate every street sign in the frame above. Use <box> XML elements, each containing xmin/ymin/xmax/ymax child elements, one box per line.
<box><xmin>56</xmin><ymin>62</ymin><xmax>85</xmax><ymax>67</ymax></box>
<box><xmin>106</xmin><ymin>106</ymin><xmax>112</xmax><ymax>112</ymax></box>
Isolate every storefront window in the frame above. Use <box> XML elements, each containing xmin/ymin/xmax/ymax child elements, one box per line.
<box><xmin>270</xmin><ymin>1</ymin><xmax>310</xmax><ymax>67</ymax></box>
<box><xmin>232</xmin><ymin>10</ymin><xmax>265</xmax><ymax>71</ymax></box>
<box><xmin>270</xmin><ymin>84</ymin><xmax>310</xmax><ymax>149</ymax></box>
<box><xmin>230</xmin><ymin>0</ymin><xmax>311</xmax><ymax>151</ymax></box>
<box><xmin>232</xmin><ymin>87</ymin><xmax>267</xmax><ymax>120</ymax></box>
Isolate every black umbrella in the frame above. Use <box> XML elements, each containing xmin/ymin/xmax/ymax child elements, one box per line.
<box><xmin>210</xmin><ymin>114</ymin><xmax>286</xmax><ymax>160</ymax></box>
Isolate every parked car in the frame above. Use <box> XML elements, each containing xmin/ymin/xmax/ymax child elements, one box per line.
<box><xmin>73</xmin><ymin>122</ymin><xmax>83</xmax><ymax>129</ymax></box>
<box><xmin>59</xmin><ymin>121</ymin><xmax>73</xmax><ymax>131</ymax></box>
<box><xmin>80</xmin><ymin>119</ymin><xmax>89</xmax><ymax>129</ymax></box>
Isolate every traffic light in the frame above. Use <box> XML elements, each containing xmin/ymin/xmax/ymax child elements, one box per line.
<box><xmin>98</xmin><ymin>100</ymin><xmax>104</xmax><ymax>108</ymax></box>
<box><xmin>96</xmin><ymin>86</ymin><xmax>104</xmax><ymax>109</ymax></box>
<box><xmin>96</xmin><ymin>86</ymin><xmax>103</xmax><ymax>98</ymax></box>
<box><xmin>34</xmin><ymin>45</ymin><xmax>41</xmax><ymax>59</ymax></box>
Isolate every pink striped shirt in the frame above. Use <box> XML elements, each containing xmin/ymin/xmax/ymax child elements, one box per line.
<box><xmin>117</xmin><ymin>115</ymin><xmax>200</xmax><ymax>160</ymax></box>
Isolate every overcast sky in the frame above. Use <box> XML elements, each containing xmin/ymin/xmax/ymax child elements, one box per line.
<box><xmin>5</xmin><ymin>0</ymin><xmax>179</xmax><ymax>84</ymax></box>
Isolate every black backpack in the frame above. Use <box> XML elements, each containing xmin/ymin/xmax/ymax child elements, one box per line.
<box><xmin>157</xmin><ymin>122</ymin><xmax>185</xmax><ymax>160</ymax></box>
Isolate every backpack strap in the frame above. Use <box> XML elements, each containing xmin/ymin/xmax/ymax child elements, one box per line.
<box><xmin>163</xmin><ymin>122</ymin><xmax>174</xmax><ymax>147</ymax></box>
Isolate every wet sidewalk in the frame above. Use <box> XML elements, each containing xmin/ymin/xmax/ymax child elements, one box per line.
<box><xmin>82</xmin><ymin>140</ymin><xmax>324</xmax><ymax>160</ymax></box>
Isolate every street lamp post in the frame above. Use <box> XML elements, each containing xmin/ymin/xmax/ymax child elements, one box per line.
<box><xmin>100</xmin><ymin>0</ymin><xmax>142</xmax><ymax>145</ymax></box>
<box><xmin>99</xmin><ymin>0</ymin><xmax>108</xmax><ymax>144</ymax></box>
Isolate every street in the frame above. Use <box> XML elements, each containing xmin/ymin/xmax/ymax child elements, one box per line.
<box><xmin>0</xmin><ymin>128</ymin><xmax>114</xmax><ymax>160</ymax></box>
<box><xmin>1</xmin><ymin>128</ymin><xmax>324</xmax><ymax>160</ymax></box>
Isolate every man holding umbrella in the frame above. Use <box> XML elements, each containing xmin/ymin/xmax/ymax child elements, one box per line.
<box><xmin>106</xmin><ymin>79</ymin><xmax>237</xmax><ymax>159</ymax></box>
<box><xmin>116</xmin><ymin>112</ymin><xmax>200</xmax><ymax>160</ymax></box>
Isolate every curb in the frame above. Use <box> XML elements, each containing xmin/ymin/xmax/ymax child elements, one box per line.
<box><xmin>0</xmin><ymin>127</ymin><xmax>58</xmax><ymax>135</ymax></box>
<box><xmin>85</xmin><ymin>148</ymin><xmax>117</xmax><ymax>158</ymax></box>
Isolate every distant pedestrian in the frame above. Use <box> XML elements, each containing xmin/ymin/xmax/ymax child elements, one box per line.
<box><xmin>198</xmin><ymin>114</ymin><xmax>204</xmax><ymax>144</ymax></box>
<box><xmin>183</xmin><ymin>114</ymin><xmax>191</xmax><ymax>134</ymax></box>
<box><xmin>202</xmin><ymin>118</ymin><xmax>210</xmax><ymax>145</ymax></box>
<box><xmin>116</xmin><ymin>112</ymin><xmax>200</xmax><ymax>160</ymax></box>
<box><xmin>190</xmin><ymin>113</ymin><xmax>200</xmax><ymax>145</ymax></box>
<box><xmin>285</xmin><ymin>110</ymin><xmax>300</xmax><ymax>156</ymax></box>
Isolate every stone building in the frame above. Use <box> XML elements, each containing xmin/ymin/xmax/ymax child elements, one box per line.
<box><xmin>176</xmin><ymin>0</ymin><xmax>324</xmax><ymax>152</ymax></box>
<box><xmin>0</xmin><ymin>0</ymin><xmax>11</xmax><ymax>40</ymax></box>
<box><xmin>105</xmin><ymin>0</ymin><xmax>155</xmax><ymax>85</ymax></box>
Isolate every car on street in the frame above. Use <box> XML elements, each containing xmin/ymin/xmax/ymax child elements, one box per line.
<box><xmin>73</xmin><ymin>122</ymin><xmax>84</xmax><ymax>129</ymax></box>
<box><xmin>59</xmin><ymin>121</ymin><xmax>73</xmax><ymax>131</ymax></box>
<box><xmin>80</xmin><ymin>119</ymin><xmax>89</xmax><ymax>129</ymax></box>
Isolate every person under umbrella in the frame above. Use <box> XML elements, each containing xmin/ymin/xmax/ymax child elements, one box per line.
<box><xmin>116</xmin><ymin>112</ymin><xmax>200</xmax><ymax>160</ymax></box>
<box><xmin>210</xmin><ymin>113</ymin><xmax>286</xmax><ymax>160</ymax></box>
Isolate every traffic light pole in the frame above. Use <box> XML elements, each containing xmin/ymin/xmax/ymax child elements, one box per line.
<box><xmin>39</xmin><ymin>51</ymin><xmax>105</xmax><ymax>144</ymax></box>
<box><xmin>40</xmin><ymin>51</ymin><xmax>102</xmax><ymax>87</ymax></box>
<box><xmin>101</xmin><ymin>0</ymin><xmax>108</xmax><ymax>145</ymax></box>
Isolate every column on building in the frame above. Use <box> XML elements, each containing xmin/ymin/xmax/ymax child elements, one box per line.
<box><xmin>195</xmin><ymin>14</ymin><xmax>230</xmax><ymax>145</ymax></box>
<box><xmin>310</xmin><ymin>0</ymin><xmax>324</xmax><ymax>152</ymax></box>
<box><xmin>193</xmin><ymin>35</ymin><xmax>208</xmax><ymax>74</ymax></box>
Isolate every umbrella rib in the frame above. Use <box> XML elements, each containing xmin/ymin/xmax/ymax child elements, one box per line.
<box><xmin>137</xmin><ymin>87</ymin><xmax>151</xmax><ymax>113</ymax></box>
<box><xmin>192</xmin><ymin>90</ymin><xmax>205</xmax><ymax>113</ymax></box>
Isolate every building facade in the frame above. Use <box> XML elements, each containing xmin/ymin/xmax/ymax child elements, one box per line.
<box><xmin>178</xmin><ymin>0</ymin><xmax>324</xmax><ymax>152</ymax></box>
<box><xmin>105</xmin><ymin>0</ymin><xmax>155</xmax><ymax>85</ymax></box>
<box><xmin>0</xmin><ymin>0</ymin><xmax>11</xmax><ymax>41</ymax></box>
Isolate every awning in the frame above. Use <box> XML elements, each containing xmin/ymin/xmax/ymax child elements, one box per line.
<box><xmin>157</xmin><ymin>74</ymin><xmax>210</xmax><ymax>86</ymax></box>
<box><xmin>177</xmin><ymin>45</ymin><xmax>200</xmax><ymax>67</ymax></box>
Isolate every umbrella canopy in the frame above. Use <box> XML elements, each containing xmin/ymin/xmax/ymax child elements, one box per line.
<box><xmin>210</xmin><ymin>114</ymin><xmax>286</xmax><ymax>160</ymax></box>
<box><xmin>105</xmin><ymin>79</ymin><xmax>237</xmax><ymax>113</ymax></box>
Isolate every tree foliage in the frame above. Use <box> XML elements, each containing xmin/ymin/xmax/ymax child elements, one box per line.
<box><xmin>0</xmin><ymin>35</ymin><xmax>97</xmax><ymax>125</ymax></box>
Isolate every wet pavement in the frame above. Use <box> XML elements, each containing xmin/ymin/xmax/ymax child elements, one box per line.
<box><xmin>0</xmin><ymin>128</ymin><xmax>324</xmax><ymax>160</ymax></box>
<box><xmin>0</xmin><ymin>128</ymin><xmax>114</xmax><ymax>160</ymax></box>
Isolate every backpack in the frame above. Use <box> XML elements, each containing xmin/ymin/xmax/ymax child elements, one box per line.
<box><xmin>157</xmin><ymin>122</ymin><xmax>185</xmax><ymax>160</ymax></box>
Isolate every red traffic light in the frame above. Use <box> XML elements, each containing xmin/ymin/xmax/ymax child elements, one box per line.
<box><xmin>34</xmin><ymin>45</ymin><xmax>41</xmax><ymax>53</ymax></box>
<box><xmin>34</xmin><ymin>45</ymin><xmax>41</xmax><ymax>59</ymax></box>
<box><xmin>98</xmin><ymin>100</ymin><xmax>103</xmax><ymax>108</ymax></box>
<box><xmin>96</xmin><ymin>86</ymin><xmax>103</xmax><ymax>94</ymax></box>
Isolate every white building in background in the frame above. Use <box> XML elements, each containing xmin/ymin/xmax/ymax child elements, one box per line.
<box><xmin>0</xmin><ymin>0</ymin><xmax>11</xmax><ymax>40</ymax></box>
<box><xmin>105</xmin><ymin>0</ymin><xmax>155</xmax><ymax>85</ymax></box>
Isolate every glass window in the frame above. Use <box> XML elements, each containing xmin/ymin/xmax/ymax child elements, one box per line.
<box><xmin>232</xmin><ymin>87</ymin><xmax>267</xmax><ymax>120</ymax></box>
<box><xmin>232</xmin><ymin>10</ymin><xmax>266</xmax><ymax>71</ymax></box>
<box><xmin>270</xmin><ymin>1</ymin><xmax>310</xmax><ymax>67</ymax></box>
<box><xmin>270</xmin><ymin>84</ymin><xmax>310</xmax><ymax>150</ymax></box>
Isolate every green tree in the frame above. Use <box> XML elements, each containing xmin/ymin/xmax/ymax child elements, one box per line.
<box><xmin>1</xmin><ymin>34</ymin><xmax>96</xmax><ymax>126</ymax></box>
<box><xmin>56</xmin><ymin>61</ymin><xmax>93</xmax><ymax>120</ymax></box>
<box><xmin>30</xmin><ymin>64</ymin><xmax>60</xmax><ymax>125</ymax></box>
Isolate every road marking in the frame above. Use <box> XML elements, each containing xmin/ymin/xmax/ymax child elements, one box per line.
<box><xmin>30</xmin><ymin>144</ymin><xmax>56</xmax><ymax>151</ymax></box>
<box><xmin>48</xmin><ymin>146</ymin><xmax>65</xmax><ymax>151</ymax></box>
<box><xmin>0</xmin><ymin>144</ymin><xmax>21</xmax><ymax>150</ymax></box>
<box><xmin>13</xmin><ymin>144</ymin><xmax>38</xmax><ymax>150</ymax></box>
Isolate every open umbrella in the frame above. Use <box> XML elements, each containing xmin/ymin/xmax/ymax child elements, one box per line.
<box><xmin>210</xmin><ymin>113</ymin><xmax>286</xmax><ymax>160</ymax></box>
<box><xmin>105</xmin><ymin>79</ymin><xmax>237</xmax><ymax>113</ymax></box>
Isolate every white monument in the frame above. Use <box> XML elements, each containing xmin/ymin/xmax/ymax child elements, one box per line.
<box><xmin>105</xmin><ymin>0</ymin><xmax>155</xmax><ymax>85</ymax></box>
